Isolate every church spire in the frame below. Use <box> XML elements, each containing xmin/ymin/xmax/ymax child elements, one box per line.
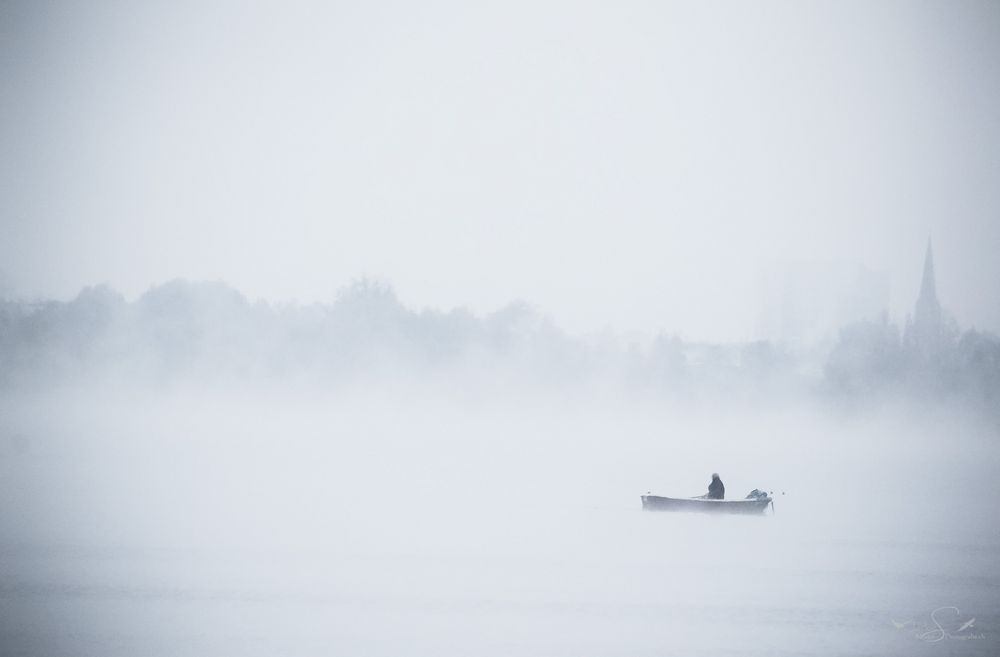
<box><xmin>918</xmin><ymin>238</ymin><xmax>937</xmax><ymax>307</ymax></box>
<box><xmin>909</xmin><ymin>237</ymin><xmax>944</xmax><ymax>354</ymax></box>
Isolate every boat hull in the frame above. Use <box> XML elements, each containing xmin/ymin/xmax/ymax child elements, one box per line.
<box><xmin>641</xmin><ymin>495</ymin><xmax>771</xmax><ymax>514</ymax></box>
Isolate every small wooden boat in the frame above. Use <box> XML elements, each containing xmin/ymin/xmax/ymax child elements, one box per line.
<box><xmin>641</xmin><ymin>495</ymin><xmax>772</xmax><ymax>514</ymax></box>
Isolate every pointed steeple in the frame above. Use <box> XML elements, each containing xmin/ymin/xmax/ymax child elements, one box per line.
<box><xmin>918</xmin><ymin>239</ymin><xmax>937</xmax><ymax>308</ymax></box>
<box><xmin>909</xmin><ymin>237</ymin><xmax>944</xmax><ymax>354</ymax></box>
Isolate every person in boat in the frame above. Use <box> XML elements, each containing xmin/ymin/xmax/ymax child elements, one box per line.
<box><xmin>707</xmin><ymin>473</ymin><xmax>725</xmax><ymax>500</ymax></box>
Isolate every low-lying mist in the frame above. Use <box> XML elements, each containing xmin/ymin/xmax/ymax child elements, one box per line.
<box><xmin>4</xmin><ymin>0</ymin><xmax>999</xmax><ymax>651</ymax></box>
<box><xmin>1</xmin><ymin>381</ymin><xmax>998</xmax><ymax>656</ymax></box>
<box><xmin>1</xmin><ymin>280</ymin><xmax>998</xmax><ymax>655</ymax></box>
<box><xmin>2</xmin><ymin>279</ymin><xmax>998</xmax><ymax>415</ymax></box>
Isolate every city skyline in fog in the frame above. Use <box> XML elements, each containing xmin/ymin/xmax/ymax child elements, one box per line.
<box><xmin>3</xmin><ymin>1</ymin><xmax>999</xmax><ymax>341</ymax></box>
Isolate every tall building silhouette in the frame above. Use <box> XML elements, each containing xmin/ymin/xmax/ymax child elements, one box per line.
<box><xmin>905</xmin><ymin>239</ymin><xmax>949</xmax><ymax>357</ymax></box>
<box><xmin>757</xmin><ymin>262</ymin><xmax>889</xmax><ymax>344</ymax></box>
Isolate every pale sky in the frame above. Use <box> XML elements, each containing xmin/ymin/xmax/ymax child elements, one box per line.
<box><xmin>2</xmin><ymin>0</ymin><xmax>999</xmax><ymax>341</ymax></box>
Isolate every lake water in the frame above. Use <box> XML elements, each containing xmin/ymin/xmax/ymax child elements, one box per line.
<box><xmin>1</xmin><ymin>389</ymin><xmax>997</xmax><ymax>656</ymax></box>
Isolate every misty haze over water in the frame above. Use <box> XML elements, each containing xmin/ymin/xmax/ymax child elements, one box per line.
<box><xmin>2</xmin><ymin>1</ymin><xmax>1000</xmax><ymax>656</ymax></box>
<box><xmin>1</xmin><ymin>256</ymin><xmax>998</xmax><ymax>656</ymax></box>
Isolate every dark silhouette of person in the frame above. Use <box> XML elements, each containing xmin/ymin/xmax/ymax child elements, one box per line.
<box><xmin>707</xmin><ymin>473</ymin><xmax>725</xmax><ymax>500</ymax></box>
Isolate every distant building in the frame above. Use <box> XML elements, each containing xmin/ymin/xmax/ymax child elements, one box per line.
<box><xmin>757</xmin><ymin>261</ymin><xmax>890</xmax><ymax>345</ymax></box>
<box><xmin>904</xmin><ymin>239</ymin><xmax>953</xmax><ymax>358</ymax></box>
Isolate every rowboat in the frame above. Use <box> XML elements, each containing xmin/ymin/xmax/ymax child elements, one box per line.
<box><xmin>641</xmin><ymin>495</ymin><xmax>772</xmax><ymax>514</ymax></box>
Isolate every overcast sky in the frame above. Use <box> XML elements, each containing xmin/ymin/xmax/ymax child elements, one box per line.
<box><xmin>2</xmin><ymin>0</ymin><xmax>998</xmax><ymax>341</ymax></box>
